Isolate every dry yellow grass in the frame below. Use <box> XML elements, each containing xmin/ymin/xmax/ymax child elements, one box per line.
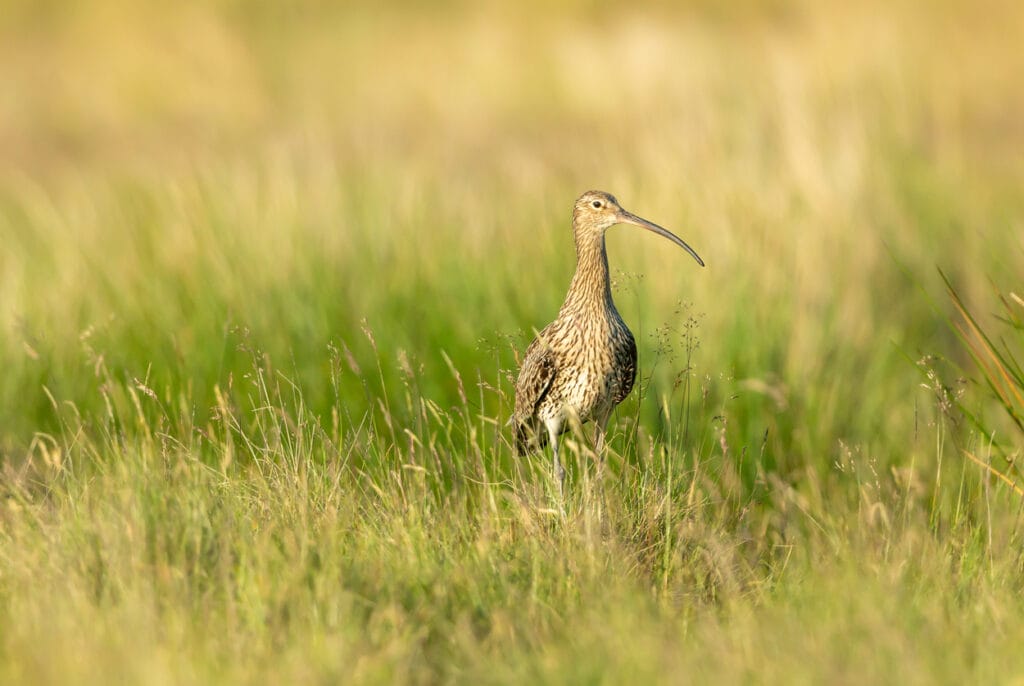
<box><xmin>1</xmin><ymin>1</ymin><xmax>1023</xmax><ymax>683</ymax></box>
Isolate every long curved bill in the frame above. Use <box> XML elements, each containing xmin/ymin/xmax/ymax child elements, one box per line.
<box><xmin>618</xmin><ymin>210</ymin><xmax>705</xmax><ymax>267</ymax></box>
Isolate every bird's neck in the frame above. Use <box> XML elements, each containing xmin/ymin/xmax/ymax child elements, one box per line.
<box><xmin>561</xmin><ymin>232</ymin><xmax>615</xmax><ymax>316</ymax></box>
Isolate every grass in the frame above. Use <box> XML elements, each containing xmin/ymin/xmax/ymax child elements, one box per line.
<box><xmin>2</xmin><ymin>0</ymin><xmax>1024</xmax><ymax>683</ymax></box>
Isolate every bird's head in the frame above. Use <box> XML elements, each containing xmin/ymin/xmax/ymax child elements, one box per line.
<box><xmin>572</xmin><ymin>190</ymin><xmax>704</xmax><ymax>267</ymax></box>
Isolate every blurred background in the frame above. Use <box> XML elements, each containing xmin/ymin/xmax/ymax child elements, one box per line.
<box><xmin>1</xmin><ymin>0</ymin><xmax>1022</xmax><ymax>468</ymax></box>
<box><xmin>2</xmin><ymin>3</ymin><xmax>1024</xmax><ymax>682</ymax></box>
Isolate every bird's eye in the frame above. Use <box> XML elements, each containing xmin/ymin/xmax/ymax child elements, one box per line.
<box><xmin>591</xmin><ymin>200</ymin><xmax>602</xmax><ymax>209</ymax></box>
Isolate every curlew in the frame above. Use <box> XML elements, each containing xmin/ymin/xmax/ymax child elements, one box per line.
<box><xmin>512</xmin><ymin>191</ymin><xmax>704</xmax><ymax>492</ymax></box>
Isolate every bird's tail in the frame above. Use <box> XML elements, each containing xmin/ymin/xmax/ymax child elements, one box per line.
<box><xmin>513</xmin><ymin>419</ymin><xmax>547</xmax><ymax>456</ymax></box>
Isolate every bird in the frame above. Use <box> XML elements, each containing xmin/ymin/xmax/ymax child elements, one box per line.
<box><xmin>512</xmin><ymin>190</ymin><xmax>704</xmax><ymax>493</ymax></box>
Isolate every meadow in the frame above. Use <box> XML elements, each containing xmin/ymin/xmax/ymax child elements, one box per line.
<box><xmin>1</xmin><ymin>1</ymin><xmax>1023</xmax><ymax>683</ymax></box>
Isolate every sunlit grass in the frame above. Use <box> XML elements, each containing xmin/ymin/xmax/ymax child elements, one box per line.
<box><xmin>1</xmin><ymin>1</ymin><xmax>1023</xmax><ymax>683</ymax></box>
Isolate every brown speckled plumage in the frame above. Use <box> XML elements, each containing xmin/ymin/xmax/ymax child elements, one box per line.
<box><xmin>512</xmin><ymin>191</ymin><xmax>704</xmax><ymax>490</ymax></box>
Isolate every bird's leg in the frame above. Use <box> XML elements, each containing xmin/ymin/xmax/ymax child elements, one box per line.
<box><xmin>544</xmin><ymin>417</ymin><xmax>565</xmax><ymax>499</ymax></box>
<box><xmin>590</xmin><ymin>409</ymin><xmax>612</xmax><ymax>527</ymax></box>
<box><xmin>553</xmin><ymin>439</ymin><xmax>566</xmax><ymax>501</ymax></box>
<box><xmin>593</xmin><ymin>408</ymin><xmax>612</xmax><ymax>477</ymax></box>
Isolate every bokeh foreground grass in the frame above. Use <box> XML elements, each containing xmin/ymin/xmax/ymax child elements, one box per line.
<box><xmin>2</xmin><ymin>1</ymin><xmax>1024</xmax><ymax>683</ymax></box>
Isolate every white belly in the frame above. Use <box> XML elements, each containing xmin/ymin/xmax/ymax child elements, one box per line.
<box><xmin>556</xmin><ymin>364</ymin><xmax>615</xmax><ymax>423</ymax></box>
